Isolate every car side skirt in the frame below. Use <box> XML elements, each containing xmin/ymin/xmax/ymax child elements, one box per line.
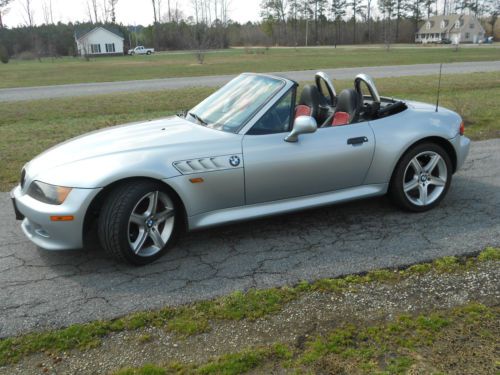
<box><xmin>188</xmin><ymin>183</ymin><xmax>388</xmax><ymax>230</ymax></box>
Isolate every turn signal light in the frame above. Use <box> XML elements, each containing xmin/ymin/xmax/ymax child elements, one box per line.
<box><xmin>459</xmin><ymin>121</ymin><xmax>465</xmax><ymax>136</ymax></box>
<box><xmin>189</xmin><ymin>177</ymin><xmax>204</xmax><ymax>184</ymax></box>
<box><xmin>50</xmin><ymin>215</ymin><xmax>74</xmax><ymax>221</ymax></box>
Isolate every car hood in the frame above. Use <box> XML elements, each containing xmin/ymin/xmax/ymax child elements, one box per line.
<box><xmin>25</xmin><ymin>116</ymin><xmax>238</xmax><ymax>185</ymax></box>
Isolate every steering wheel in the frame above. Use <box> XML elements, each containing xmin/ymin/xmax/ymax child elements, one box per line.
<box><xmin>315</xmin><ymin>72</ymin><xmax>336</xmax><ymax>106</ymax></box>
<box><xmin>354</xmin><ymin>73</ymin><xmax>381</xmax><ymax>118</ymax></box>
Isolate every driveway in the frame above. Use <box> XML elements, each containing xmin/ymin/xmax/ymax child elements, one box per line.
<box><xmin>1</xmin><ymin>60</ymin><xmax>499</xmax><ymax>102</ymax></box>
<box><xmin>0</xmin><ymin>139</ymin><xmax>499</xmax><ymax>337</ymax></box>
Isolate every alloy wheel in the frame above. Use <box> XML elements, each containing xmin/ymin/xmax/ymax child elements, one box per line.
<box><xmin>402</xmin><ymin>151</ymin><xmax>448</xmax><ymax>207</ymax></box>
<box><xmin>127</xmin><ymin>191</ymin><xmax>175</xmax><ymax>257</ymax></box>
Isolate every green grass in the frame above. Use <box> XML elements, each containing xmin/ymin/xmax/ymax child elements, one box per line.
<box><xmin>0</xmin><ymin>247</ymin><xmax>498</xmax><ymax>367</ymax></box>
<box><xmin>115</xmin><ymin>302</ymin><xmax>498</xmax><ymax>375</ymax></box>
<box><xmin>0</xmin><ymin>71</ymin><xmax>499</xmax><ymax>191</ymax></box>
<box><xmin>1</xmin><ymin>45</ymin><xmax>499</xmax><ymax>88</ymax></box>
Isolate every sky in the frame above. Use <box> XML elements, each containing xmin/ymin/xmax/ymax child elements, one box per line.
<box><xmin>4</xmin><ymin>0</ymin><xmax>262</xmax><ymax>27</ymax></box>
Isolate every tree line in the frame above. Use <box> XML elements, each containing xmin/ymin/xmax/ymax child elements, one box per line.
<box><xmin>0</xmin><ymin>0</ymin><xmax>497</xmax><ymax>62</ymax></box>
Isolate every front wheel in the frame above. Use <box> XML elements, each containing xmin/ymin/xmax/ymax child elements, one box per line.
<box><xmin>390</xmin><ymin>143</ymin><xmax>452</xmax><ymax>212</ymax></box>
<box><xmin>98</xmin><ymin>181</ymin><xmax>180</xmax><ymax>265</ymax></box>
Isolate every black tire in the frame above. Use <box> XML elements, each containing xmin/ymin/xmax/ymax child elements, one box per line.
<box><xmin>389</xmin><ymin>142</ymin><xmax>452</xmax><ymax>212</ymax></box>
<box><xmin>146</xmin><ymin>51</ymin><xmax>151</xmax><ymax>55</ymax></box>
<box><xmin>98</xmin><ymin>181</ymin><xmax>181</xmax><ymax>265</ymax></box>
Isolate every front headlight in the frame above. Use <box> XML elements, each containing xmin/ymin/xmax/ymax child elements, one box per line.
<box><xmin>27</xmin><ymin>181</ymin><xmax>72</xmax><ymax>205</ymax></box>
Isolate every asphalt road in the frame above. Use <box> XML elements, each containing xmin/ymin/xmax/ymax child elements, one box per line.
<box><xmin>1</xmin><ymin>60</ymin><xmax>500</xmax><ymax>102</ymax></box>
<box><xmin>0</xmin><ymin>139</ymin><xmax>499</xmax><ymax>337</ymax></box>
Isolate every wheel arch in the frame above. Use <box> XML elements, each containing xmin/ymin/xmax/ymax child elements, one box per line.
<box><xmin>389</xmin><ymin>136</ymin><xmax>457</xmax><ymax>187</ymax></box>
<box><xmin>82</xmin><ymin>177</ymin><xmax>188</xmax><ymax>245</ymax></box>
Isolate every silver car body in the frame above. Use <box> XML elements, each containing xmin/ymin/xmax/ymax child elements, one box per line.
<box><xmin>11</xmin><ymin>73</ymin><xmax>470</xmax><ymax>250</ymax></box>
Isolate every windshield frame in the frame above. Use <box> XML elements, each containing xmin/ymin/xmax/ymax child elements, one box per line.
<box><xmin>187</xmin><ymin>73</ymin><xmax>293</xmax><ymax>135</ymax></box>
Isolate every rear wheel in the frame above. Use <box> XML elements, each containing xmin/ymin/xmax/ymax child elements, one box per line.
<box><xmin>146</xmin><ymin>51</ymin><xmax>151</xmax><ymax>55</ymax></box>
<box><xmin>98</xmin><ymin>181</ymin><xmax>180</xmax><ymax>265</ymax></box>
<box><xmin>390</xmin><ymin>142</ymin><xmax>452</xmax><ymax>212</ymax></box>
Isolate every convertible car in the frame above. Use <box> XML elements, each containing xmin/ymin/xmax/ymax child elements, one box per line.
<box><xmin>11</xmin><ymin>72</ymin><xmax>470</xmax><ymax>265</ymax></box>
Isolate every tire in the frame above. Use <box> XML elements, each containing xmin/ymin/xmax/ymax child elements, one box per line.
<box><xmin>146</xmin><ymin>51</ymin><xmax>151</xmax><ymax>55</ymax></box>
<box><xmin>389</xmin><ymin>142</ymin><xmax>452</xmax><ymax>212</ymax></box>
<box><xmin>98</xmin><ymin>181</ymin><xmax>180</xmax><ymax>265</ymax></box>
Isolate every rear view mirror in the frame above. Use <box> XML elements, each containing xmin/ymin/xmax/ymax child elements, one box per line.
<box><xmin>285</xmin><ymin>116</ymin><xmax>317</xmax><ymax>142</ymax></box>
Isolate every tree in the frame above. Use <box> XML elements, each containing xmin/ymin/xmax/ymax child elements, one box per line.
<box><xmin>379</xmin><ymin>0</ymin><xmax>396</xmax><ymax>46</ymax></box>
<box><xmin>21</xmin><ymin>0</ymin><xmax>35</xmax><ymax>27</ymax></box>
<box><xmin>407</xmin><ymin>0</ymin><xmax>423</xmax><ymax>33</ymax></box>
<box><xmin>108</xmin><ymin>0</ymin><xmax>119</xmax><ymax>23</ymax></box>
<box><xmin>0</xmin><ymin>0</ymin><xmax>12</xmax><ymax>29</ymax></box>
<box><xmin>395</xmin><ymin>0</ymin><xmax>406</xmax><ymax>41</ymax></box>
<box><xmin>151</xmin><ymin>0</ymin><xmax>162</xmax><ymax>23</ymax></box>
<box><xmin>42</xmin><ymin>0</ymin><xmax>54</xmax><ymax>24</ymax></box>
<box><xmin>347</xmin><ymin>0</ymin><xmax>366</xmax><ymax>43</ymax></box>
<box><xmin>330</xmin><ymin>0</ymin><xmax>347</xmax><ymax>44</ymax></box>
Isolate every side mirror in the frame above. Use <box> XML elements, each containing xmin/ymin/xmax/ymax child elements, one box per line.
<box><xmin>284</xmin><ymin>116</ymin><xmax>317</xmax><ymax>142</ymax></box>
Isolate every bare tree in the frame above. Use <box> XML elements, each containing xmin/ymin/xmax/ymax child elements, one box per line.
<box><xmin>108</xmin><ymin>0</ymin><xmax>119</xmax><ymax>23</ymax></box>
<box><xmin>91</xmin><ymin>0</ymin><xmax>99</xmax><ymax>23</ymax></box>
<box><xmin>86</xmin><ymin>0</ymin><xmax>94</xmax><ymax>22</ymax></box>
<box><xmin>21</xmin><ymin>0</ymin><xmax>35</xmax><ymax>27</ymax></box>
<box><xmin>152</xmin><ymin>0</ymin><xmax>162</xmax><ymax>23</ymax></box>
<box><xmin>0</xmin><ymin>0</ymin><xmax>13</xmax><ymax>29</ymax></box>
<box><xmin>102</xmin><ymin>0</ymin><xmax>109</xmax><ymax>22</ymax></box>
<box><xmin>42</xmin><ymin>0</ymin><xmax>54</xmax><ymax>24</ymax></box>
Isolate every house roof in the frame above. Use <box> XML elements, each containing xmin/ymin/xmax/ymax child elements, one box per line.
<box><xmin>74</xmin><ymin>25</ymin><xmax>124</xmax><ymax>40</ymax></box>
<box><xmin>417</xmin><ymin>14</ymin><xmax>482</xmax><ymax>34</ymax></box>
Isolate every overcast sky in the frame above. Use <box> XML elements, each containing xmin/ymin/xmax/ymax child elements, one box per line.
<box><xmin>4</xmin><ymin>0</ymin><xmax>262</xmax><ymax>27</ymax></box>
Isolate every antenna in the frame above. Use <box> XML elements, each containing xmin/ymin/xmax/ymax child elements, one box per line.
<box><xmin>435</xmin><ymin>63</ymin><xmax>443</xmax><ymax>112</ymax></box>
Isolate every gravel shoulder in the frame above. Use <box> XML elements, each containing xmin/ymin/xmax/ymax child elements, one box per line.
<box><xmin>1</xmin><ymin>256</ymin><xmax>498</xmax><ymax>374</ymax></box>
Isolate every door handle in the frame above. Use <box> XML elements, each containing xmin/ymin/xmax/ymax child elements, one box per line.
<box><xmin>347</xmin><ymin>136</ymin><xmax>368</xmax><ymax>146</ymax></box>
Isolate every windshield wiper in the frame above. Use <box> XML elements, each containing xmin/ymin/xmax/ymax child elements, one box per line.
<box><xmin>188</xmin><ymin>112</ymin><xmax>208</xmax><ymax>126</ymax></box>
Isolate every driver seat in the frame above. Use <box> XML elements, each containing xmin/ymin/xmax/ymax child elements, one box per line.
<box><xmin>331</xmin><ymin>88</ymin><xmax>362</xmax><ymax>126</ymax></box>
<box><xmin>294</xmin><ymin>85</ymin><xmax>321</xmax><ymax>121</ymax></box>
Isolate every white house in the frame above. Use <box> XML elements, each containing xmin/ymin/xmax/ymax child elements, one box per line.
<box><xmin>75</xmin><ymin>26</ymin><xmax>124</xmax><ymax>56</ymax></box>
<box><xmin>415</xmin><ymin>14</ymin><xmax>485</xmax><ymax>44</ymax></box>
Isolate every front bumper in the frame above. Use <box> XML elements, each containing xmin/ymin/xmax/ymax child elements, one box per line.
<box><xmin>10</xmin><ymin>185</ymin><xmax>101</xmax><ymax>250</ymax></box>
<box><xmin>451</xmin><ymin>134</ymin><xmax>471</xmax><ymax>172</ymax></box>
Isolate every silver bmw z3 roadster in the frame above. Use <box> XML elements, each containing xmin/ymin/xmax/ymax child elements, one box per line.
<box><xmin>11</xmin><ymin>72</ymin><xmax>470</xmax><ymax>265</ymax></box>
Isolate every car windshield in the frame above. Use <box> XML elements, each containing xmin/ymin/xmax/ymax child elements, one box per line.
<box><xmin>187</xmin><ymin>74</ymin><xmax>285</xmax><ymax>133</ymax></box>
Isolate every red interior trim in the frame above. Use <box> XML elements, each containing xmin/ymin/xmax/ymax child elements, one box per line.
<box><xmin>294</xmin><ymin>105</ymin><xmax>312</xmax><ymax>119</ymax></box>
<box><xmin>332</xmin><ymin>111</ymin><xmax>350</xmax><ymax>126</ymax></box>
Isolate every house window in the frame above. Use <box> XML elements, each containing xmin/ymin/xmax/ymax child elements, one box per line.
<box><xmin>465</xmin><ymin>32</ymin><xmax>470</xmax><ymax>39</ymax></box>
<box><xmin>105</xmin><ymin>43</ymin><xmax>115</xmax><ymax>53</ymax></box>
<box><xmin>440</xmin><ymin>20</ymin><xmax>445</xmax><ymax>28</ymax></box>
<box><xmin>90</xmin><ymin>44</ymin><xmax>101</xmax><ymax>53</ymax></box>
<box><xmin>469</xmin><ymin>23</ymin><xmax>474</xmax><ymax>29</ymax></box>
<box><xmin>426</xmin><ymin>22</ymin><xmax>431</xmax><ymax>30</ymax></box>
<box><xmin>455</xmin><ymin>20</ymin><xmax>460</xmax><ymax>28</ymax></box>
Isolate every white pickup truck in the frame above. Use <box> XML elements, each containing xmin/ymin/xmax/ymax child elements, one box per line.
<box><xmin>128</xmin><ymin>46</ymin><xmax>154</xmax><ymax>55</ymax></box>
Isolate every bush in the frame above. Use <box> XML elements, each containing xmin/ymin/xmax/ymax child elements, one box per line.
<box><xmin>14</xmin><ymin>51</ymin><xmax>38</xmax><ymax>61</ymax></box>
<box><xmin>0</xmin><ymin>45</ymin><xmax>9</xmax><ymax>64</ymax></box>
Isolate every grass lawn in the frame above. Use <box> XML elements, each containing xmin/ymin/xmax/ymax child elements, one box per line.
<box><xmin>0</xmin><ymin>45</ymin><xmax>499</xmax><ymax>88</ymax></box>
<box><xmin>0</xmin><ymin>71</ymin><xmax>498</xmax><ymax>191</ymax></box>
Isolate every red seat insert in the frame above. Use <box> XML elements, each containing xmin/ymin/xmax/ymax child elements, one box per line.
<box><xmin>332</xmin><ymin>111</ymin><xmax>350</xmax><ymax>126</ymax></box>
<box><xmin>294</xmin><ymin>105</ymin><xmax>312</xmax><ymax>119</ymax></box>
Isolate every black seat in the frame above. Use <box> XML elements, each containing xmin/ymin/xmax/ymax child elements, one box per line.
<box><xmin>334</xmin><ymin>88</ymin><xmax>362</xmax><ymax>124</ymax></box>
<box><xmin>298</xmin><ymin>85</ymin><xmax>321</xmax><ymax>120</ymax></box>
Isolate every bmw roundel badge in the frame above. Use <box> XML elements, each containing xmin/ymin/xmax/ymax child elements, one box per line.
<box><xmin>229</xmin><ymin>155</ymin><xmax>240</xmax><ymax>167</ymax></box>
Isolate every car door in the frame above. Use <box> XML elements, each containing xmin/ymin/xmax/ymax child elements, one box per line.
<box><xmin>242</xmin><ymin>92</ymin><xmax>375</xmax><ymax>205</ymax></box>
